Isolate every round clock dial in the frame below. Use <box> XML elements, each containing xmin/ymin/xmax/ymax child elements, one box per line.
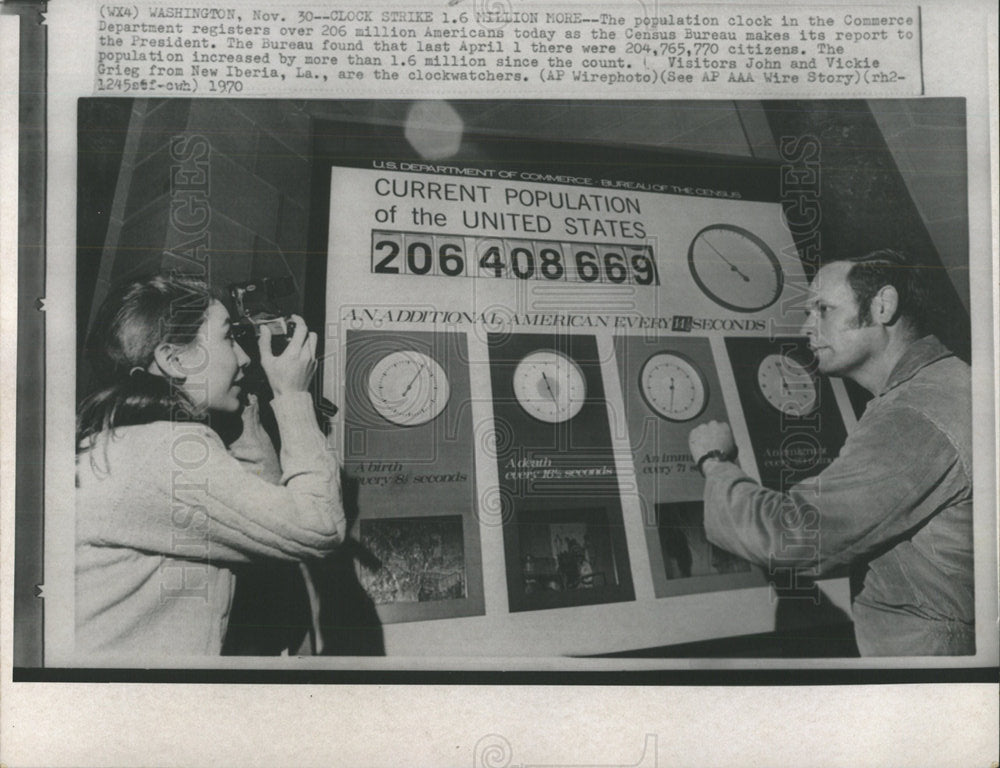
<box><xmin>688</xmin><ymin>224</ymin><xmax>784</xmax><ymax>313</ymax></box>
<box><xmin>639</xmin><ymin>352</ymin><xmax>708</xmax><ymax>422</ymax></box>
<box><xmin>367</xmin><ymin>350</ymin><xmax>450</xmax><ymax>426</ymax></box>
<box><xmin>513</xmin><ymin>350</ymin><xmax>587</xmax><ymax>423</ymax></box>
<box><xmin>756</xmin><ymin>353</ymin><xmax>818</xmax><ymax>417</ymax></box>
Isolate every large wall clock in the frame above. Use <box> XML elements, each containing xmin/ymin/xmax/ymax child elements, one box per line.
<box><xmin>756</xmin><ymin>353</ymin><xmax>818</xmax><ymax>417</ymax></box>
<box><xmin>367</xmin><ymin>350</ymin><xmax>450</xmax><ymax>426</ymax></box>
<box><xmin>512</xmin><ymin>349</ymin><xmax>587</xmax><ymax>423</ymax></box>
<box><xmin>688</xmin><ymin>224</ymin><xmax>784</xmax><ymax>313</ymax></box>
<box><xmin>639</xmin><ymin>352</ymin><xmax>709</xmax><ymax>422</ymax></box>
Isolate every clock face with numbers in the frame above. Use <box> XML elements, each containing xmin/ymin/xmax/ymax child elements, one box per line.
<box><xmin>688</xmin><ymin>224</ymin><xmax>784</xmax><ymax>313</ymax></box>
<box><xmin>639</xmin><ymin>352</ymin><xmax>709</xmax><ymax>422</ymax></box>
<box><xmin>756</xmin><ymin>353</ymin><xmax>818</xmax><ymax>417</ymax></box>
<box><xmin>512</xmin><ymin>350</ymin><xmax>587</xmax><ymax>423</ymax></box>
<box><xmin>367</xmin><ymin>350</ymin><xmax>450</xmax><ymax>426</ymax></box>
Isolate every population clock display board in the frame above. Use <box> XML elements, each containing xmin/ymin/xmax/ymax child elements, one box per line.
<box><xmin>323</xmin><ymin>146</ymin><xmax>854</xmax><ymax>656</ymax></box>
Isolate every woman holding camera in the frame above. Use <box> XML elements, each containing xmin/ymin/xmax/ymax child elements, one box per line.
<box><xmin>75</xmin><ymin>274</ymin><xmax>344</xmax><ymax>656</ymax></box>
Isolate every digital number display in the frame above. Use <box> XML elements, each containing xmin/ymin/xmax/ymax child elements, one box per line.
<box><xmin>371</xmin><ymin>230</ymin><xmax>660</xmax><ymax>286</ymax></box>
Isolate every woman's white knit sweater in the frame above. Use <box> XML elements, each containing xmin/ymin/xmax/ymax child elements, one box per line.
<box><xmin>75</xmin><ymin>393</ymin><xmax>344</xmax><ymax>657</ymax></box>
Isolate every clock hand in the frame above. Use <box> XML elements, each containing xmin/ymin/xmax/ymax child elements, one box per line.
<box><xmin>669</xmin><ymin>376</ymin><xmax>675</xmax><ymax>410</ymax></box>
<box><xmin>541</xmin><ymin>370</ymin><xmax>557</xmax><ymax>402</ymax></box>
<box><xmin>702</xmin><ymin>237</ymin><xmax>750</xmax><ymax>282</ymax></box>
<box><xmin>401</xmin><ymin>365</ymin><xmax>426</xmax><ymax>397</ymax></box>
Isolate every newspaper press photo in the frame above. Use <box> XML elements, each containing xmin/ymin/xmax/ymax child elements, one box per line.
<box><xmin>1</xmin><ymin>0</ymin><xmax>998</xmax><ymax>766</ymax></box>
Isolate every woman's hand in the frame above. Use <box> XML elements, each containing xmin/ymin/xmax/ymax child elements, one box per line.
<box><xmin>259</xmin><ymin>315</ymin><xmax>317</xmax><ymax>397</ymax></box>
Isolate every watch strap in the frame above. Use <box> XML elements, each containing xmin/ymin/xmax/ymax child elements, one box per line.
<box><xmin>695</xmin><ymin>449</ymin><xmax>731</xmax><ymax>476</ymax></box>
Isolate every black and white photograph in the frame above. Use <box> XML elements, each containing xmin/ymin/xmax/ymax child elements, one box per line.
<box><xmin>2</xmin><ymin>1</ymin><xmax>997</xmax><ymax>766</ymax></box>
<box><xmin>41</xmin><ymin>93</ymin><xmax>985</xmax><ymax>663</ymax></box>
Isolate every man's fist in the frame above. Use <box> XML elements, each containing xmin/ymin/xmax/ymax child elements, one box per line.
<box><xmin>688</xmin><ymin>420</ymin><xmax>736</xmax><ymax>464</ymax></box>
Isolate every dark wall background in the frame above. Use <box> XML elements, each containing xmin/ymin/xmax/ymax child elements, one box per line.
<box><xmin>764</xmin><ymin>99</ymin><xmax>969</xmax><ymax>361</ymax></box>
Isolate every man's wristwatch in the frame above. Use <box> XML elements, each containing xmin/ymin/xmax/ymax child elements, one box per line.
<box><xmin>695</xmin><ymin>449</ymin><xmax>732</xmax><ymax>476</ymax></box>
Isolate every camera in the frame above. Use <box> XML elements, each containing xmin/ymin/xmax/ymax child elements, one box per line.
<box><xmin>226</xmin><ymin>276</ymin><xmax>337</xmax><ymax>432</ymax></box>
<box><xmin>242</xmin><ymin>315</ymin><xmax>296</xmax><ymax>355</ymax></box>
<box><xmin>229</xmin><ymin>278</ymin><xmax>297</xmax><ymax>356</ymax></box>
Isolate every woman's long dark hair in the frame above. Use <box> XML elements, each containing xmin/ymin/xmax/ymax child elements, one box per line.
<box><xmin>76</xmin><ymin>274</ymin><xmax>215</xmax><ymax>451</ymax></box>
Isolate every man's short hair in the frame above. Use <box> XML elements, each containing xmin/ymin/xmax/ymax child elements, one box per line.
<box><xmin>839</xmin><ymin>249</ymin><xmax>935</xmax><ymax>334</ymax></box>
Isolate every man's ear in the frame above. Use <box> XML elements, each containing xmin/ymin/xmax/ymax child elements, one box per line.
<box><xmin>152</xmin><ymin>342</ymin><xmax>186</xmax><ymax>380</ymax></box>
<box><xmin>871</xmin><ymin>285</ymin><xmax>901</xmax><ymax>326</ymax></box>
